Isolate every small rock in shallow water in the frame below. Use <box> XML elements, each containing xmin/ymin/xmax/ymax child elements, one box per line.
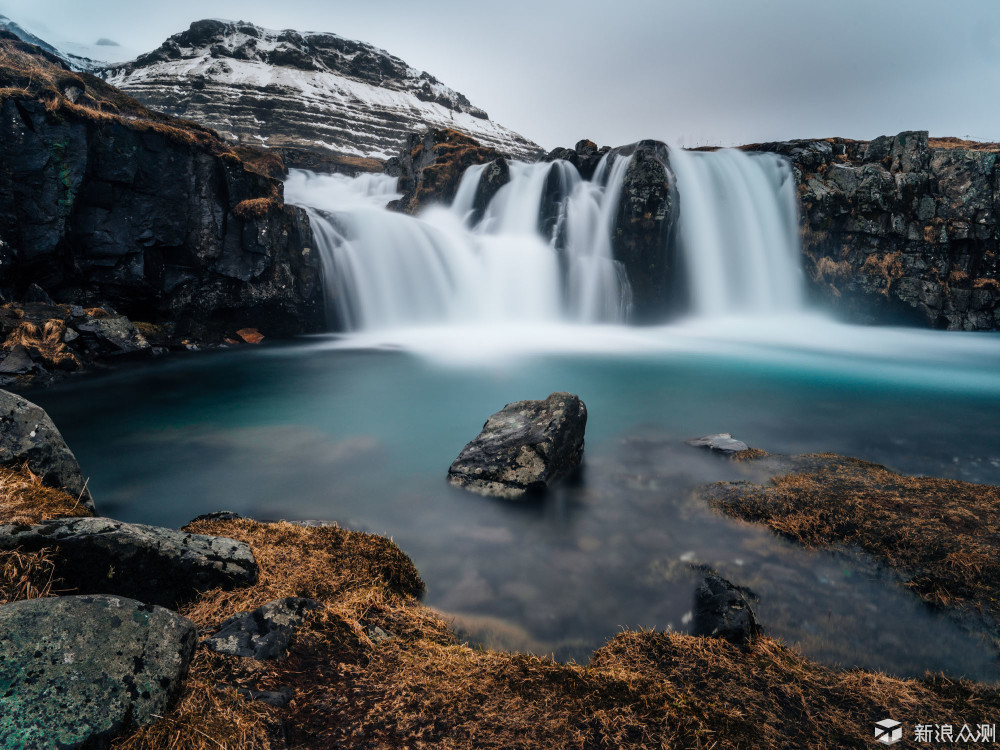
<box><xmin>692</xmin><ymin>574</ymin><xmax>761</xmax><ymax>645</ymax></box>
<box><xmin>686</xmin><ymin>433</ymin><xmax>749</xmax><ymax>455</ymax></box>
<box><xmin>0</xmin><ymin>595</ymin><xmax>196</xmax><ymax>748</ymax></box>
<box><xmin>448</xmin><ymin>392</ymin><xmax>587</xmax><ymax>499</ymax></box>
<box><xmin>204</xmin><ymin>597</ymin><xmax>322</xmax><ymax>660</ymax></box>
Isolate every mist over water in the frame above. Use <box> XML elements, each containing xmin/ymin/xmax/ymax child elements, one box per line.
<box><xmin>29</xmin><ymin>148</ymin><xmax>1000</xmax><ymax>682</ymax></box>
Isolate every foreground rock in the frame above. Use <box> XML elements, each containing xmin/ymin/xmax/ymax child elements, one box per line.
<box><xmin>747</xmin><ymin>132</ymin><xmax>1000</xmax><ymax>329</ymax></box>
<box><xmin>0</xmin><ymin>389</ymin><xmax>94</xmax><ymax>510</ymax></box>
<box><xmin>691</xmin><ymin>574</ymin><xmax>761</xmax><ymax>645</ymax></box>
<box><xmin>204</xmin><ymin>596</ymin><xmax>322</xmax><ymax>660</ymax></box>
<box><xmin>0</xmin><ymin>594</ymin><xmax>196</xmax><ymax>748</ymax></box>
<box><xmin>0</xmin><ymin>517</ymin><xmax>258</xmax><ymax>608</ymax></box>
<box><xmin>448</xmin><ymin>392</ymin><xmax>587</xmax><ymax>499</ymax></box>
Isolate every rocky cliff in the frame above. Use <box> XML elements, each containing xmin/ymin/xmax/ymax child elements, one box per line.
<box><xmin>747</xmin><ymin>132</ymin><xmax>1000</xmax><ymax>330</ymax></box>
<box><xmin>0</xmin><ymin>33</ymin><xmax>324</xmax><ymax>346</ymax></box>
<box><xmin>100</xmin><ymin>20</ymin><xmax>543</xmax><ymax>170</ymax></box>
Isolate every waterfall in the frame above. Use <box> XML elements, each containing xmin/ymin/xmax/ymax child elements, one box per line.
<box><xmin>669</xmin><ymin>147</ymin><xmax>803</xmax><ymax>315</ymax></box>
<box><xmin>286</xmin><ymin>157</ymin><xmax>634</xmax><ymax>330</ymax></box>
<box><xmin>285</xmin><ymin>144</ymin><xmax>804</xmax><ymax>332</ymax></box>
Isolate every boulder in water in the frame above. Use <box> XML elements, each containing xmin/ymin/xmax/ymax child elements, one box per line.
<box><xmin>686</xmin><ymin>433</ymin><xmax>750</xmax><ymax>455</ymax></box>
<box><xmin>448</xmin><ymin>392</ymin><xmax>587</xmax><ymax>499</ymax></box>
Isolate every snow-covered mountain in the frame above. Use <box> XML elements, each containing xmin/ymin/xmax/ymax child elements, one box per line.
<box><xmin>99</xmin><ymin>19</ymin><xmax>543</xmax><ymax>166</ymax></box>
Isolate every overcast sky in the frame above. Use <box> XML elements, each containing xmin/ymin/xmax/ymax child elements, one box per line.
<box><xmin>2</xmin><ymin>0</ymin><xmax>999</xmax><ymax>150</ymax></box>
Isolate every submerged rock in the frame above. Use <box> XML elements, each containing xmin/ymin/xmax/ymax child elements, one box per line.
<box><xmin>203</xmin><ymin>596</ymin><xmax>321</xmax><ymax>660</ymax></box>
<box><xmin>686</xmin><ymin>433</ymin><xmax>750</xmax><ymax>455</ymax></box>
<box><xmin>0</xmin><ymin>517</ymin><xmax>258</xmax><ymax>609</ymax></box>
<box><xmin>0</xmin><ymin>389</ymin><xmax>94</xmax><ymax>511</ymax></box>
<box><xmin>692</xmin><ymin>574</ymin><xmax>761</xmax><ymax>645</ymax></box>
<box><xmin>448</xmin><ymin>392</ymin><xmax>587</xmax><ymax>499</ymax></box>
<box><xmin>0</xmin><ymin>594</ymin><xmax>196</xmax><ymax>748</ymax></box>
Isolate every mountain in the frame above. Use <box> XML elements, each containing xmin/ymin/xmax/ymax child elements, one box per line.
<box><xmin>99</xmin><ymin>19</ymin><xmax>543</xmax><ymax>169</ymax></box>
<box><xmin>0</xmin><ymin>14</ymin><xmax>138</xmax><ymax>71</ymax></box>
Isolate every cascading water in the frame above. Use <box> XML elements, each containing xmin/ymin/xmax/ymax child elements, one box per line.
<box><xmin>285</xmin><ymin>156</ymin><xmax>635</xmax><ymax>330</ymax></box>
<box><xmin>669</xmin><ymin>147</ymin><xmax>803</xmax><ymax>316</ymax></box>
<box><xmin>285</xmin><ymin>144</ymin><xmax>805</xmax><ymax>331</ymax></box>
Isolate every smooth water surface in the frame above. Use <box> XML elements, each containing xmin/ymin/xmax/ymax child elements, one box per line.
<box><xmin>30</xmin><ymin>317</ymin><xmax>1000</xmax><ymax>681</ymax></box>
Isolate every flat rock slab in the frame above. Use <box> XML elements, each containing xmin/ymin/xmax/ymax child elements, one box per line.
<box><xmin>0</xmin><ymin>594</ymin><xmax>196</xmax><ymax>749</ymax></box>
<box><xmin>204</xmin><ymin>597</ymin><xmax>321</xmax><ymax>660</ymax></box>
<box><xmin>0</xmin><ymin>517</ymin><xmax>258</xmax><ymax>609</ymax></box>
<box><xmin>448</xmin><ymin>392</ymin><xmax>587</xmax><ymax>499</ymax></box>
<box><xmin>686</xmin><ymin>433</ymin><xmax>749</xmax><ymax>455</ymax></box>
<box><xmin>0</xmin><ymin>389</ymin><xmax>94</xmax><ymax>511</ymax></box>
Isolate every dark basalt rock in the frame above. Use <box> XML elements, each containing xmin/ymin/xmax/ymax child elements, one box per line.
<box><xmin>692</xmin><ymin>574</ymin><xmax>761</xmax><ymax>645</ymax></box>
<box><xmin>0</xmin><ymin>94</ymin><xmax>324</xmax><ymax>342</ymax></box>
<box><xmin>471</xmin><ymin>157</ymin><xmax>510</xmax><ymax>225</ymax></box>
<box><xmin>746</xmin><ymin>131</ymin><xmax>1000</xmax><ymax>330</ymax></box>
<box><xmin>448</xmin><ymin>392</ymin><xmax>587</xmax><ymax>499</ymax></box>
<box><xmin>203</xmin><ymin>597</ymin><xmax>322</xmax><ymax>660</ymax></box>
<box><xmin>0</xmin><ymin>594</ymin><xmax>197</xmax><ymax>748</ymax></box>
<box><xmin>0</xmin><ymin>389</ymin><xmax>94</xmax><ymax>510</ymax></box>
<box><xmin>0</xmin><ymin>517</ymin><xmax>258</xmax><ymax>609</ymax></box>
<box><xmin>391</xmin><ymin>128</ymin><xmax>505</xmax><ymax>215</ymax></box>
<box><xmin>610</xmin><ymin>140</ymin><xmax>680</xmax><ymax>322</ymax></box>
<box><xmin>543</xmin><ymin>138</ymin><xmax>610</xmax><ymax>181</ymax></box>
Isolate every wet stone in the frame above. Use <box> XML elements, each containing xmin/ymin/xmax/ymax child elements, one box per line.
<box><xmin>686</xmin><ymin>433</ymin><xmax>749</xmax><ymax>455</ymax></box>
<box><xmin>692</xmin><ymin>574</ymin><xmax>761</xmax><ymax>645</ymax></box>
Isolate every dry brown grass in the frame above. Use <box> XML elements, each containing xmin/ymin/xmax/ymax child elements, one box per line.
<box><xmin>974</xmin><ymin>278</ymin><xmax>1000</xmax><ymax>293</ymax></box>
<box><xmin>707</xmin><ymin>454</ymin><xmax>1000</xmax><ymax>628</ymax></box>
<box><xmin>810</xmin><ymin>255</ymin><xmax>853</xmax><ymax>282</ymax></box>
<box><xmin>3</xmin><ymin>319</ymin><xmax>81</xmax><ymax>370</ymax></box>
<box><xmin>0</xmin><ymin>464</ymin><xmax>91</xmax><ymax>605</ymax></box>
<box><xmin>861</xmin><ymin>251</ymin><xmax>905</xmax><ymax>296</ymax></box>
<box><xmin>929</xmin><ymin>136</ymin><xmax>1000</xmax><ymax>152</ymax></box>
<box><xmin>232</xmin><ymin>197</ymin><xmax>282</xmax><ymax>221</ymax></box>
<box><xmin>108</xmin><ymin>515</ymin><xmax>1000</xmax><ymax>749</ymax></box>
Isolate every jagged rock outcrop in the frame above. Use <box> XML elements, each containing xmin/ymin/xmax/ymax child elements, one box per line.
<box><xmin>0</xmin><ymin>34</ymin><xmax>324</xmax><ymax>341</ymax></box>
<box><xmin>390</xmin><ymin>129</ymin><xmax>506</xmax><ymax>215</ymax></box>
<box><xmin>747</xmin><ymin>131</ymin><xmax>1000</xmax><ymax>329</ymax></box>
<box><xmin>100</xmin><ymin>20</ymin><xmax>542</xmax><ymax>169</ymax></box>
<box><xmin>448</xmin><ymin>392</ymin><xmax>587</xmax><ymax>499</ymax></box>
<box><xmin>0</xmin><ymin>595</ymin><xmax>196</xmax><ymax>748</ymax></box>
<box><xmin>610</xmin><ymin>140</ymin><xmax>679</xmax><ymax>321</ymax></box>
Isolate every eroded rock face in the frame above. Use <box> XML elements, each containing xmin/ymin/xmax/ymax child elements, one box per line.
<box><xmin>747</xmin><ymin>132</ymin><xmax>1000</xmax><ymax>329</ymax></box>
<box><xmin>0</xmin><ymin>95</ymin><xmax>323</xmax><ymax>341</ymax></box>
<box><xmin>692</xmin><ymin>574</ymin><xmax>761</xmax><ymax>645</ymax></box>
<box><xmin>610</xmin><ymin>141</ymin><xmax>680</xmax><ymax>322</ymax></box>
<box><xmin>204</xmin><ymin>596</ymin><xmax>322</xmax><ymax>660</ymax></box>
<box><xmin>0</xmin><ymin>389</ymin><xmax>93</xmax><ymax>511</ymax></box>
<box><xmin>0</xmin><ymin>595</ymin><xmax>196</xmax><ymax>748</ymax></box>
<box><xmin>448</xmin><ymin>392</ymin><xmax>587</xmax><ymax>499</ymax></box>
<box><xmin>0</xmin><ymin>517</ymin><xmax>258</xmax><ymax>608</ymax></box>
<box><xmin>390</xmin><ymin>129</ymin><xmax>506</xmax><ymax>215</ymax></box>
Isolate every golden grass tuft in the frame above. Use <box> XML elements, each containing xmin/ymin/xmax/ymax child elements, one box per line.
<box><xmin>707</xmin><ymin>454</ymin><xmax>1000</xmax><ymax>631</ymax></box>
<box><xmin>974</xmin><ymin>277</ymin><xmax>1000</xmax><ymax>293</ymax></box>
<box><xmin>114</xmin><ymin>516</ymin><xmax>1000</xmax><ymax>749</ymax></box>
<box><xmin>0</xmin><ymin>464</ymin><xmax>91</xmax><ymax>606</ymax></box>
<box><xmin>3</xmin><ymin>319</ymin><xmax>81</xmax><ymax>370</ymax></box>
<box><xmin>232</xmin><ymin>197</ymin><xmax>282</xmax><ymax>221</ymax></box>
<box><xmin>810</xmin><ymin>255</ymin><xmax>853</xmax><ymax>282</ymax></box>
